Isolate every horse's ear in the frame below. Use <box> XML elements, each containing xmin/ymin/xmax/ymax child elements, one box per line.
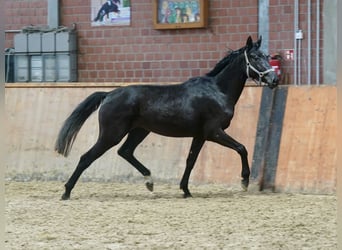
<box><xmin>246</xmin><ymin>36</ymin><xmax>253</xmax><ymax>51</ymax></box>
<box><xmin>255</xmin><ymin>36</ymin><xmax>262</xmax><ymax>49</ymax></box>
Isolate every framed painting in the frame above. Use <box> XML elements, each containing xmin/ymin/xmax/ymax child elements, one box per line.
<box><xmin>153</xmin><ymin>0</ymin><xmax>208</xmax><ymax>29</ymax></box>
<box><xmin>91</xmin><ymin>0</ymin><xmax>131</xmax><ymax>26</ymax></box>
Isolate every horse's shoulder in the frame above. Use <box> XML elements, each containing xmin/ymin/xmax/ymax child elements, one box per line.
<box><xmin>183</xmin><ymin>77</ymin><xmax>226</xmax><ymax>102</ymax></box>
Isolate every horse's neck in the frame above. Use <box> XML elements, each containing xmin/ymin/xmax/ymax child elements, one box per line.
<box><xmin>214</xmin><ymin>63</ymin><xmax>247</xmax><ymax>105</ymax></box>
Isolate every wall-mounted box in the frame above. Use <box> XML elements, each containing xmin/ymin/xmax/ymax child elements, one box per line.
<box><xmin>15</xmin><ymin>55</ymin><xmax>29</xmax><ymax>82</ymax></box>
<box><xmin>14</xmin><ymin>33</ymin><xmax>28</xmax><ymax>53</ymax></box>
<box><xmin>56</xmin><ymin>53</ymin><xmax>77</xmax><ymax>82</ymax></box>
<box><xmin>43</xmin><ymin>54</ymin><xmax>56</xmax><ymax>81</ymax></box>
<box><xmin>13</xmin><ymin>30</ymin><xmax>78</xmax><ymax>82</ymax></box>
<box><xmin>56</xmin><ymin>32</ymin><xmax>77</xmax><ymax>52</ymax></box>
<box><xmin>28</xmin><ymin>33</ymin><xmax>42</xmax><ymax>52</ymax></box>
<box><xmin>30</xmin><ymin>55</ymin><xmax>43</xmax><ymax>82</ymax></box>
<box><xmin>42</xmin><ymin>32</ymin><xmax>55</xmax><ymax>52</ymax></box>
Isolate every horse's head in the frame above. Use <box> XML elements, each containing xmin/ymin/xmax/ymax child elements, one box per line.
<box><xmin>244</xmin><ymin>36</ymin><xmax>279</xmax><ymax>89</ymax></box>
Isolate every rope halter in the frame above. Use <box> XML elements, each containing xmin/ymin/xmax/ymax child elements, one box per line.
<box><xmin>244</xmin><ymin>50</ymin><xmax>275</xmax><ymax>86</ymax></box>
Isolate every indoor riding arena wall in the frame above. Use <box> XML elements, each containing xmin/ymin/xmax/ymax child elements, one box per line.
<box><xmin>5</xmin><ymin>84</ymin><xmax>336</xmax><ymax>194</ymax></box>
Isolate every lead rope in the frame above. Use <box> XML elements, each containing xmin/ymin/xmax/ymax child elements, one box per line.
<box><xmin>244</xmin><ymin>50</ymin><xmax>275</xmax><ymax>86</ymax></box>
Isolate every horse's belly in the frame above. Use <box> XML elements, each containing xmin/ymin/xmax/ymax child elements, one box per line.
<box><xmin>149</xmin><ymin>127</ymin><xmax>197</xmax><ymax>137</ymax></box>
<box><xmin>150</xmin><ymin>126</ymin><xmax>197</xmax><ymax>137</ymax></box>
<box><xmin>134</xmin><ymin>116</ymin><xmax>199</xmax><ymax>137</ymax></box>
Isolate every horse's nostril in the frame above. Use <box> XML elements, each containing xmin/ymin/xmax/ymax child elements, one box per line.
<box><xmin>273</xmin><ymin>75</ymin><xmax>279</xmax><ymax>84</ymax></box>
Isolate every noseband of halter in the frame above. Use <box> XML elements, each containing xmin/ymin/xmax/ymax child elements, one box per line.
<box><xmin>244</xmin><ymin>50</ymin><xmax>274</xmax><ymax>86</ymax></box>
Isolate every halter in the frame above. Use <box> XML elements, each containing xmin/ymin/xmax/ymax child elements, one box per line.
<box><xmin>244</xmin><ymin>50</ymin><xmax>274</xmax><ymax>86</ymax></box>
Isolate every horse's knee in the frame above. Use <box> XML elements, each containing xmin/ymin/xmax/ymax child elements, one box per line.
<box><xmin>237</xmin><ymin>144</ymin><xmax>248</xmax><ymax>157</ymax></box>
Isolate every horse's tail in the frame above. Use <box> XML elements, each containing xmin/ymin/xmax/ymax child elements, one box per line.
<box><xmin>55</xmin><ymin>91</ymin><xmax>108</xmax><ymax>157</ymax></box>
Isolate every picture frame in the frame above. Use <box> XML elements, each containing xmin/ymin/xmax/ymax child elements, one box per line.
<box><xmin>153</xmin><ymin>0</ymin><xmax>208</xmax><ymax>30</ymax></box>
<box><xmin>91</xmin><ymin>0</ymin><xmax>131</xmax><ymax>27</ymax></box>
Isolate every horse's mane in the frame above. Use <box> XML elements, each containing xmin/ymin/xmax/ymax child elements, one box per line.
<box><xmin>206</xmin><ymin>46</ymin><xmax>246</xmax><ymax>77</ymax></box>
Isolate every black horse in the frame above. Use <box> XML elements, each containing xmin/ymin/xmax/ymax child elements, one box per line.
<box><xmin>55</xmin><ymin>36</ymin><xmax>278</xmax><ymax>200</ymax></box>
<box><xmin>93</xmin><ymin>0</ymin><xmax>121</xmax><ymax>22</ymax></box>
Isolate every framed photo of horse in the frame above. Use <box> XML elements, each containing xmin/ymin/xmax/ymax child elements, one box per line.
<box><xmin>153</xmin><ymin>0</ymin><xmax>208</xmax><ymax>29</ymax></box>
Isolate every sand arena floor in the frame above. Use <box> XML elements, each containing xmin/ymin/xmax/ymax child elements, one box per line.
<box><xmin>5</xmin><ymin>181</ymin><xmax>337</xmax><ymax>249</ymax></box>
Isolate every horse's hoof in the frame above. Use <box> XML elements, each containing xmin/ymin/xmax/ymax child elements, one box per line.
<box><xmin>145</xmin><ymin>182</ymin><xmax>154</xmax><ymax>192</ymax></box>
<box><xmin>144</xmin><ymin>176</ymin><xmax>154</xmax><ymax>192</ymax></box>
<box><xmin>61</xmin><ymin>193</ymin><xmax>70</xmax><ymax>200</ymax></box>
<box><xmin>241</xmin><ymin>179</ymin><xmax>249</xmax><ymax>192</ymax></box>
<box><xmin>183</xmin><ymin>193</ymin><xmax>193</xmax><ymax>198</ymax></box>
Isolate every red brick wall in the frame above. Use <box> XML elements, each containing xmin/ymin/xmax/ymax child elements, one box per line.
<box><xmin>5</xmin><ymin>0</ymin><xmax>323</xmax><ymax>84</ymax></box>
<box><xmin>5</xmin><ymin>0</ymin><xmax>48</xmax><ymax>48</ymax></box>
<box><xmin>61</xmin><ymin>0</ymin><xmax>259</xmax><ymax>82</ymax></box>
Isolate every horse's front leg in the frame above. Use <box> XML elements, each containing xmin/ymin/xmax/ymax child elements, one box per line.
<box><xmin>208</xmin><ymin>129</ymin><xmax>250</xmax><ymax>191</ymax></box>
<box><xmin>180</xmin><ymin>138</ymin><xmax>205</xmax><ymax>198</ymax></box>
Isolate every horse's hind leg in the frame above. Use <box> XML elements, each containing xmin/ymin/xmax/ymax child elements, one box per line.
<box><xmin>62</xmin><ymin>131</ymin><xmax>126</xmax><ymax>200</ymax></box>
<box><xmin>117</xmin><ymin>128</ymin><xmax>153</xmax><ymax>191</ymax></box>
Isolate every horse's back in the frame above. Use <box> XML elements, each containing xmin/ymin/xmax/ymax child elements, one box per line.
<box><xmin>98</xmin><ymin>77</ymin><xmax>232</xmax><ymax>137</ymax></box>
<box><xmin>102</xmin><ymin>78</ymin><xmax>207</xmax><ymax>107</ymax></box>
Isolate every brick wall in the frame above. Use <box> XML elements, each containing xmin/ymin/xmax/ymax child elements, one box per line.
<box><xmin>5</xmin><ymin>0</ymin><xmax>48</xmax><ymax>48</ymax></box>
<box><xmin>5</xmin><ymin>0</ymin><xmax>323</xmax><ymax>83</ymax></box>
<box><xmin>269</xmin><ymin>1</ymin><xmax>323</xmax><ymax>84</ymax></box>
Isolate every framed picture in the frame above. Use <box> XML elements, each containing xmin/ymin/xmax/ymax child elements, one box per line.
<box><xmin>153</xmin><ymin>0</ymin><xmax>208</xmax><ymax>29</ymax></box>
<box><xmin>91</xmin><ymin>0</ymin><xmax>131</xmax><ymax>27</ymax></box>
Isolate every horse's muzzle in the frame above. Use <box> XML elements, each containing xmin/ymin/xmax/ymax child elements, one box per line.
<box><xmin>265</xmin><ymin>72</ymin><xmax>279</xmax><ymax>89</ymax></box>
